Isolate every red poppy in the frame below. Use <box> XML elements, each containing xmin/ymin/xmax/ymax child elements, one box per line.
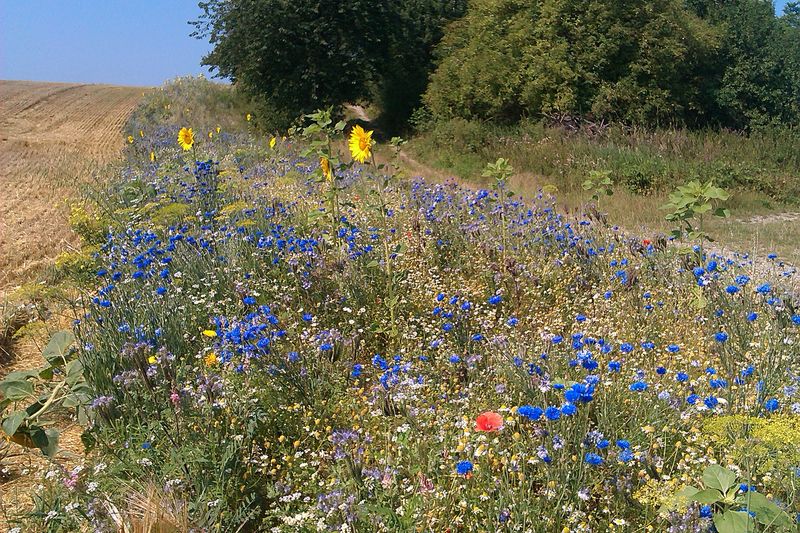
<box><xmin>642</xmin><ymin>239</ymin><xmax>651</xmax><ymax>246</ymax></box>
<box><xmin>475</xmin><ymin>411</ymin><xmax>503</xmax><ymax>432</ymax></box>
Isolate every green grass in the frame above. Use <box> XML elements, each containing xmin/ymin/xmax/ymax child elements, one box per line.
<box><xmin>404</xmin><ymin>118</ymin><xmax>800</xmax><ymax>264</ymax></box>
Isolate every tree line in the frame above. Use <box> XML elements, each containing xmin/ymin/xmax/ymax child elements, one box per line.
<box><xmin>193</xmin><ymin>0</ymin><xmax>800</xmax><ymax>131</ymax></box>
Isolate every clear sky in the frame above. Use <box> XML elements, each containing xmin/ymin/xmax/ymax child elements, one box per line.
<box><xmin>0</xmin><ymin>1</ymin><xmax>216</xmax><ymax>87</ymax></box>
<box><xmin>0</xmin><ymin>1</ymin><xmax>793</xmax><ymax>87</ymax></box>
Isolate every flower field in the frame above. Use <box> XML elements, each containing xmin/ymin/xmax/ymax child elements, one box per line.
<box><xmin>8</xmin><ymin>88</ymin><xmax>800</xmax><ymax>532</ymax></box>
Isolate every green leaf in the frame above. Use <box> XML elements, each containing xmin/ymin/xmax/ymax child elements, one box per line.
<box><xmin>65</xmin><ymin>359</ymin><xmax>84</xmax><ymax>386</ymax></box>
<box><xmin>691</xmin><ymin>488</ymin><xmax>723</xmax><ymax>504</ymax></box>
<box><xmin>2</xmin><ymin>410</ymin><xmax>27</xmax><ymax>436</ymax></box>
<box><xmin>29</xmin><ymin>427</ymin><xmax>59</xmax><ymax>457</ymax></box>
<box><xmin>42</xmin><ymin>331</ymin><xmax>75</xmax><ymax>366</ymax></box>
<box><xmin>713</xmin><ymin>510</ymin><xmax>754</xmax><ymax>533</ymax></box>
<box><xmin>0</xmin><ymin>379</ymin><xmax>34</xmax><ymax>401</ymax></box>
<box><xmin>737</xmin><ymin>491</ymin><xmax>793</xmax><ymax>527</ymax></box>
<box><xmin>703</xmin><ymin>465</ymin><xmax>738</xmax><ymax>494</ymax></box>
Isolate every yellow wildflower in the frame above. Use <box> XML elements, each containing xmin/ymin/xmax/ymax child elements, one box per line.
<box><xmin>204</xmin><ymin>352</ymin><xmax>218</xmax><ymax>367</ymax></box>
<box><xmin>269</xmin><ymin>136</ymin><xmax>276</xmax><ymax>149</ymax></box>
<box><xmin>348</xmin><ymin>125</ymin><xmax>373</xmax><ymax>163</ymax></box>
<box><xmin>320</xmin><ymin>156</ymin><xmax>333</xmax><ymax>181</ymax></box>
<box><xmin>177</xmin><ymin>127</ymin><xmax>194</xmax><ymax>151</ymax></box>
<box><xmin>202</xmin><ymin>329</ymin><xmax>217</xmax><ymax>338</ymax></box>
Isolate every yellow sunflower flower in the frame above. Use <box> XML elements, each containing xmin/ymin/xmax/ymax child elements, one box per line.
<box><xmin>127</xmin><ymin>135</ymin><xmax>134</xmax><ymax>144</ymax></box>
<box><xmin>178</xmin><ymin>127</ymin><xmax>194</xmax><ymax>151</ymax></box>
<box><xmin>246</xmin><ymin>113</ymin><xmax>252</xmax><ymax>122</ymax></box>
<box><xmin>269</xmin><ymin>136</ymin><xmax>277</xmax><ymax>149</ymax></box>
<box><xmin>348</xmin><ymin>125</ymin><xmax>374</xmax><ymax>164</ymax></box>
<box><xmin>149</xmin><ymin>151</ymin><xmax>155</xmax><ymax>162</ymax></box>
<box><xmin>320</xmin><ymin>156</ymin><xmax>333</xmax><ymax>181</ymax></box>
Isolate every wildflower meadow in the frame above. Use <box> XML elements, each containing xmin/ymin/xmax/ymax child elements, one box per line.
<box><xmin>3</xmin><ymin>82</ymin><xmax>800</xmax><ymax>532</ymax></box>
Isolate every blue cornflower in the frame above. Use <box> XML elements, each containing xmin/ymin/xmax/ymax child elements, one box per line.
<box><xmin>616</xmin><ymin>439</ymin><xmax>630</xmax><ymax>449</ymax></box>
<box><xmin>456</xmin><ymin>460</ymin><xmax>473</xmax><ymax>476</ymax></box>
<box><xmin>518</xmin><ymin>405</ymin><xmax>543</xmax><ymax>421</ymax></box>
<box><xmin>620</xmin><ymin>343</ymin><xmax>633</xmax><ymax>353</ymax></box>
<box><xmin>449</xmin><ymin>354</ymin><xmax>461</xmax><ymax>364</ymax></box>
<box><xmin>667</xmin><ymin>344</ymin><xmax>680</xmax><ymax>353</ymax></box>
<box><xmin>584</xmin><ymin>453</ymin><xmax>603</xmax><ymax>466</ymax></box>
<box><xmin>351</xmin><ymin>364</ymin><xmax>363</xmax><ymax>378</ymax></box>
<box><xmin>629</xmin><ymin>381</ymin><xmax>648</xmax><ymax>392</ymax></box>
<box><xmin>747</xmin><ymin>312</ymin><xmax>758</xmax><ymax>322</ymax></box>
<box><xmin>608</xmin><ymin>361</ymin><xmax>621</xmax><ymax>372</ymax></box>
<box><xmin>506</xmin><ymin>317</ymin><xmax>518</xmax><ymax>327</ymax></box>
<box><xmin>488</xmin><ymin>294</ymin><xmax>502</xmax><ymax>305</ymax></box>
<box><xmin>243</xmin><ymin>296</ymin><xmax>256</xmax><ymax>305</ymax></box>
<box><xmin>699</xmin><ymin>505</ymin><xmax>712</xmax><ymax>518</ymax></box>
<box><xmin>302</xmin><ymin>313</ymin><xmax>313</xmax><ymax>322</ymax></box>
<box><xmin>704</xmin><ymin>396</ymin><xmax>719</xmax><ymax>409</ymax></box>
<box><xmin>765</xmin><ymin>398</ymin><xmax>779</xmax><ymax>412</ymax></box>
<box><xmin>561</xmin><ymin>403</ymin><xmax>577</xmax><ymax>416</ymax></box>
<box><xmin>544</xmin><ymin>406</ymin><xmax>561</xmax><ymax>421</ymax></box>
<box><xmin>714</xmin><ymin>332</ymin><xmax>729</xmax><ymax>343</ymax></box>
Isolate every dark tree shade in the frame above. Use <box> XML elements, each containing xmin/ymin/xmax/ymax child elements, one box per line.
<box><xmin>192</xmin><ymin>0</ymin><xmax>465</xmax><ymax>130</ymax></box>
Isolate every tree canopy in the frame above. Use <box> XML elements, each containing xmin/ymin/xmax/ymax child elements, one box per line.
<box><xmin>192</xmin><ymin>0</ymin><xmax>466</xmax><ymax>130</ymax></box>
<box><xmin>193</xmin><ymin>0</ymin><xmax>800</xmax><ymax>130</ymax></box>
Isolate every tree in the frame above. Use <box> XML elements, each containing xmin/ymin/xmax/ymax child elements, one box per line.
<box><xmin>425</xmin><ymin>0</ymin><xmax>718</xmax><ymax>126</ymax></box>
<box><xmin>192</xmin><ymin>0</ymin><xmax>465</xmax><ymax>130</ymax></box>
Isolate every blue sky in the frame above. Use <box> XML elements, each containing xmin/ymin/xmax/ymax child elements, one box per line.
<box><xmin>0</xmin><ymin>1</ymin><xmax>216</xmax><ymax>86</ymax></box>
<box><xmin>0</xmin><ymin>1</ymin><xmax>793</xmax><ymax>87</ymax></box>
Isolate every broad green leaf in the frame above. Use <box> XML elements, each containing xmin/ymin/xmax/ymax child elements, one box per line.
<box><xmin>713</xmin><ymin>510</ymin><xmax>754</xmax><ymax>533</ymax></box>
<box><xmin>737</xmin><ymin>491</ymin><xmax>793</xmax><ymax>527</ymax></box>
<box><xmin>42</xmin><ymin>330</ymin><xmax>75</xmax><ymax>366</ymax></box>
<box><xmin>65</xmin><ymin>359</ymin><xmax>84</xmax><ymax>386</ymax></box>
<box><xmin>0</xmin><ymin>379</ymin><xmax>34</xmax><ymax>401</ymax></box>
<box><xmin>29</xmin><ymin>427</ymin><xmax>59</xmax><ymax>457</ymax></box>
<box><xmin>691</xmin><ymin>488</ymin><xmax>723</xmax><ymax>505</ymax></box>
<box><xmin>703</xmin><ymin>465</ymin><xmax>738</xmax><ymax>493</ymax></box>
<box><xmin>2</xmin><ymin>410</ymin><xmax>27</xmax><ymax>436</ymax></box>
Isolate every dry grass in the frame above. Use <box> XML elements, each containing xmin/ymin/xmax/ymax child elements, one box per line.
<box><xmin>0</xmin><ymin>80</ymin><xmax>144</xmax><ymax>296</ymax></box>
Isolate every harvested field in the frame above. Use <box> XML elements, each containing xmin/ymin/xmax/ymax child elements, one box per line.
<box><xmin>0</xmin><ymin>81</ymin><xmax>143</xmax><ymax>294</ymax></box>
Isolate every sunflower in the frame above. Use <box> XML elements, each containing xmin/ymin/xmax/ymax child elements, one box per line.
<box><xmin>348</xmin><ymin>125</ymin><xmax>374</xmax><ymax>163</ymax></box>
<box><xmin>127</xmin><ymin>135</ymin><xmax>134</xmax><ymax>144</ymax></box>
<box><xmin>177</xmin><ymin>127</ymin><xmax>194</xmax><ymax>151</ymax></box>
<box><xmin>269</xmin><ymin>136</ymin><xmax>277</xmax><ymax>149</ymax></box>
<box><xmin>320</xmin><ymin>156</ymin><xmax>333</xmax><ymax>181</ymax></box>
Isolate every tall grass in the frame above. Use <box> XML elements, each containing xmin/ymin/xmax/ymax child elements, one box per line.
<box><xmin>408</xmin><ymin>118</ymin><xmax>800</xmax><ymax>205</ymax></box>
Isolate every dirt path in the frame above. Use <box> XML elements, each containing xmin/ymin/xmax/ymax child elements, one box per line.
<box><xmin>0</xmin><ymin>80</ymin><xmax>144</xmax><ymax>294</ymax></box>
